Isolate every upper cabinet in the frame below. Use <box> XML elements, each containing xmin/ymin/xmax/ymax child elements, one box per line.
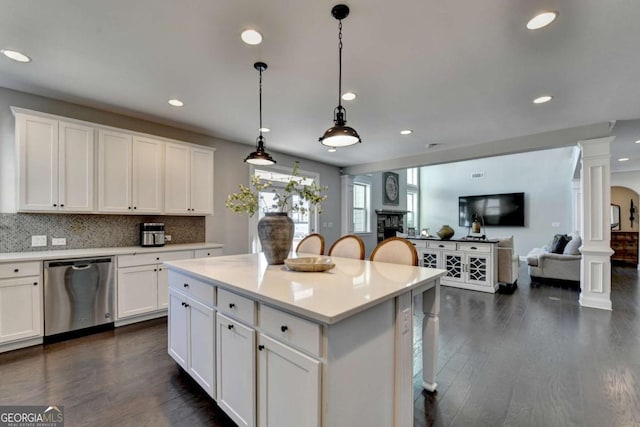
<box><xmin>13</xmin><ymin>108</ymin><xmax>215</xmax><ymax>216</ymax></box>
<box><xmin>165</xmin><ymin>143</ymin><xmax>214</xmax><ymax>215</ymax></box>
<box><xmin>98</xmin><ymin>131</ymin><xmax>163</xmax><ymax>214</ymax></box>
<box><xmin>15</xmin><ymin>114</ymin><xmax>95</xmax><ymax>212</ymax></box>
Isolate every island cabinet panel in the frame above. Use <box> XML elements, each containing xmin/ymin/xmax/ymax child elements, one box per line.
<box><xmin>216</xmin><ymin>313</ymin><xmax>256</xmax><ymax>427</ymax></box>
<box><xmin>257</xmin><ymin>333</ymin><xmax>320</xmax><ymax>427</ymax></box>
<box><xmin>168</xmin><ymin>289</ymin><xmax>216</xmax><ymax>399</ymax></box>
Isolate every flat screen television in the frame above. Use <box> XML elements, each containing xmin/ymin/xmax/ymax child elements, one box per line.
<box><xmin>459</xmin><ymin>192</ymin><xmax>525</xmax><ymax>227</ymax></box>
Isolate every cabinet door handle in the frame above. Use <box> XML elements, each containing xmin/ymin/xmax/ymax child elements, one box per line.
<box><xmin>184</xmin><ymin>303</ymin><xmax>190</xmax><ymax>308</ymax></box>
<box><xmin>158</xmin><ymin>268</ymin><xmax>162</xmax><ymax>271</ymax></box>
<box><xmin>229</xmin><ymin>303</ymin><xmax>235</xmax><ymax>309</ymax></box>
<box><xmin>33</xmin><ymin>282</ymin><xmax>37</xmax><ymax>286</ymax></box>
<box><xmin>258</xmin><ymin>345</ymin><xmax>265</xmax><ymax>351</ymax></box>
<box><xmin>60</xmin><ymin>204</ymin><xmax>64</xmax><ymax>207</ymax></box>
<box><xmin>181</xmin><ymin>302</ymin><xmax>185</xmax><ymax>307</ymax></box>
<box><xmin>53</xmin><ymin>203</ymin><xmax>57</xmax><ymax>207</ymax></box>
<box><xmin>207</xmin><ymin>253</ymin><xmax>210</xmax><ymax>256</ymax></box>
<box><xmin>184</xmin><ymin>283</ymin><xmax>189</xmax><ymax>288</ymax></box>
<box><xmin>227</xmin><ymin>324</ymin><xmax>234</xmax><ymax>330</ymax></box>
<box><xmin>280</xmin><ymin>325</ymin><xmax>288</xmax><ymax>333</ymax></box>
<box><xmin>156</xmin><ymin>257</ymin><xmax>160</xmax><ymax>261</ymax></box>
<box><xmin>128</xmin><ymin>207</ymin><xmax>132</xmax><ymax>210</ymax></box>
<box><xmin>154</xmin><ymin>268</ymin><xmax>157</xmax><ymax>272</ymax></box>
<box><xmin>133</xmin><ymin>206</ymin><xmax>137</xmax><ymax>210</ymax></box>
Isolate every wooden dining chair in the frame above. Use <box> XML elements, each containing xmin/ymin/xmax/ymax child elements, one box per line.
<box><xmin>369</xmin><ymin>237</ymin><xmax>418</xmax><ymax>266</ymax></box>
<box><xmin>295</xmin><ymin>233</ymin><xmax>325</xmax><ymax>255</ymax></box>
<box><xmin>327</xmin><ymin>234</ymin><xmax>366</xmax><ymax>260</ymax></box>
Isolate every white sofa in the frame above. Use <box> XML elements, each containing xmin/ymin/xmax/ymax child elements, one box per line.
<box><xmin>526</xmin><ymin>233</ymin><xmax>582</xmax><ymax>284</ymax></box>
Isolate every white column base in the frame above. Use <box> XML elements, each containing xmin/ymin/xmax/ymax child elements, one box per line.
<box><xmin>579</xmin><ymin>250</ymin><xmax>613</xmax><ymax>311</ymax></box>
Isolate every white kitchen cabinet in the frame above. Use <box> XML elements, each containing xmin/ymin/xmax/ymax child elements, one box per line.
<box><xmin>15</xmin><ymin>113</ymin><xmax>95</xmax><ymax>212</ymax></box>
<box><xmin>0</xmin><ymin>262</ymin><xmax>42</xmax><ymax>346</ymax></box>
<box><xmin>216</xmin><ymin>313</ymin><xmax>256</xmax><ymax>427</ymax></box>
<box><xmin>257</xmin><ymin>333</ymin><xmax>320</xmax><ymax>427</ymax></box>
<box><xmin>98</xmin><ymin>130</ymin><xmax>163</xmax><ymax>214</ymax></box>
<box><xmin>165</xmin><ymin>143</ymin><xmax>214</xmax><ymax>215</ymax></box>
<box><xmin>116</xmin><ymin>250</ymin><xmax>194</xmax><ymax>321</ymax></box>
<box><xmin>168</xmin><ymin>288</ymin><xmax>216</xmax><ymax>398</ymax></box>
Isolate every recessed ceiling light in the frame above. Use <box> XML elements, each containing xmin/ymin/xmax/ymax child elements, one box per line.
<box><xmin>618</xmin><ymin>158</ymin><xmax>629</xmax><ymax>162</ymax></box>
<box><xmin>241</xmin><ymin>29</ymin><xmax>262</xmax><ymax>45</ymax></box>
<box><xmin>341</xmin><ymin>92</ymin><xmax>357</xmax><ymax>101</ymax></box>
<box><xmin>527</xmin><ymin>11</ymin><xmax>558</xmax><ymax>30</ymax></box>
<box><xmin>533</xmin><ymin>95</ymin><xmax>553</xmax><ymax>104</ymax></box>
<box><xmin>168</xmin><ymin>99</ymin><xmax>184</xmax><ymax>107</ymax></box>
<box><xmin>400</xmin><ymin>130</ymin><xmax>413</xmax><ymax>135</ymax></box>
<box><xmin>328</xmin><ymin>147</ymin><xmax>337</xmax><ymax>153</ymax></box>
<box><xmin>1</xmin><ymin>49</ymin><xmax>31</xmax><ymax>63</ymax></box>
<box><xmin>259</xmin><ymin>127</ymin><xmax>270</xmax><ymax>133</ymax></box>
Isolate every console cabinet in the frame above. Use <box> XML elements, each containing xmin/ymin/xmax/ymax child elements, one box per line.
<box><xmin>413</xmin><ymin>239</ymin><xmax>498</xmax><ymax>293</ymax></box>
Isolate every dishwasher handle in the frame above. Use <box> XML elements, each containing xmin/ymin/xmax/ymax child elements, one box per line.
<box><xmin>45</xmin><ymin>257</ymin><xmax>113</xmax><ymax>268</ymax></box>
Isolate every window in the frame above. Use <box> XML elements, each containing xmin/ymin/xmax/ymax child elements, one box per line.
<box><xmin>353</xmin><ymin>180</ymin><xmax>370</xmax><ymax>233</ymax></box>
<box><xmin>250</xmin><ymin>165</ymin><xmax>320</xmax><ymax>251</ymax></box>
<box><xmin>406</xmin><ymin>168</ymin><xmax>419</xmax><ymax>229</ymax></box>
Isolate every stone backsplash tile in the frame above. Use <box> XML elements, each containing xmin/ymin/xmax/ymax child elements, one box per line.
<box><xmin>0</xmin><ymin>213</ymin><xmax>205</xmax><ymax>253</ymax></box>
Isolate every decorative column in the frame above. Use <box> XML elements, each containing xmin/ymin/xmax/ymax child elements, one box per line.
<box><xmin>579</xmin><ymin>137</ymin><xmax>615</xmax><ymax>310</ymax></box>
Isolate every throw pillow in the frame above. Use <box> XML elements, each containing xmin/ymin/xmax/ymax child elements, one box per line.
<box><xmin>563</xmin><ymin>234</ymin><xmax>582</xmax><ymax>255</ymax></box>
<box><xmin>550</xmin><ymin>234</ymin><xmax>570</xmax><ymax>254</ymax></box>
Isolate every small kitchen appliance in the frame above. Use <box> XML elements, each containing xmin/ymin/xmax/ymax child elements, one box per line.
<box><xmin>140</xmin><ymin>222</ymin><xmax>165</xmax><ymax>247</ymax></box>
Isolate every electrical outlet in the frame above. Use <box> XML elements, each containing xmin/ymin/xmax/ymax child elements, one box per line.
<box><xmin>165</xmin><ymin>234</ymin><xmax>172</xmax><ymax>242</ymax></box>
<box><xmin>52</xmin><ymin>238</ymin><xmax>66</xmax><ymax>246</ymax></box>
<box><xmin>31</xmin><ymin>235</ymin><xmax>47</xmax><ymax>247</ymax></box>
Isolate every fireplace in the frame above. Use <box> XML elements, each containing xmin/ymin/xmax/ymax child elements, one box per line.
<box><xmin>375</xmin><ymin>209</ymin><xmax>408</xmax><ymax>243</ymax></box>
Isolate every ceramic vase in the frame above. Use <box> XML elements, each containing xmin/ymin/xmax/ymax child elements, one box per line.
<box><xmin>257</xmin><ymin>212</ymin><xmax>294</xmax><ymax>264</ymax></box>
<box><xmin>437</xmin><ymin>224</ymin><xmax>455</xmax><ymax>240</ymax></box>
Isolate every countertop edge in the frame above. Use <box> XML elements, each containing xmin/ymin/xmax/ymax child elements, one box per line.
<box><xmin>0</xmin><ymin>243</ymin><xmax>224</xmax><ymax>262</ymax></box>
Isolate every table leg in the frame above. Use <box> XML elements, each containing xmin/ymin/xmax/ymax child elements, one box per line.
<box><xmin>421</xmin><ymin>283</ymin><xmax>439</xmax><ymax>392</ymax></box>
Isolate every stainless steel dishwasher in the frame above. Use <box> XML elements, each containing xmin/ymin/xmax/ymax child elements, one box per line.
<box><xmin>44</xmin><ymin>257</ymin><xmax>115</xmax><ymax>337</ymax></box>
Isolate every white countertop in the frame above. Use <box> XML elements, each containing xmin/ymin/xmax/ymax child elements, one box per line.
<box><xmin>0</xmin><ymin>243</ymin><xmax>224</xmax><ymax>262</ymax></box>
<box><xmin>165</xmin><ymin>253</ymin><xmax>446</xmax><ymax>325</ymax></box>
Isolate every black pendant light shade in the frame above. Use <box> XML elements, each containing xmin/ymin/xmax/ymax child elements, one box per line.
<box><xmin>245</xmin><ymin>61</ymin><xmax>276</xmax><ymax>165</ymax></box>
<box><xmin>319</xmin><ymin>4</ymin><xmax>362</xmax><ymax>148</ymax></box>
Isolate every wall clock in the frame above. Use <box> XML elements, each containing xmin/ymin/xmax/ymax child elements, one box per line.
<box><xmin>383</xmin><ymin>172</ymin><xmax>399</xmax><ymax>205</ymax></box>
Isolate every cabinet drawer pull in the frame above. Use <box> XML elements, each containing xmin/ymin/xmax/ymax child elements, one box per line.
<box><xmin>470</xmin><ymin>246</ymin><xmax>477</xmax><ymax>250</ymax></box>
<box><xmin>133</xmin><ymin>206</ymin><xmax>137</xmax><ymax>210</ymax></box>
<box><xmin>280</xmin><ymin>325</ymin><xmax>288</xmax><ymax>333</ymax></box>
<box><xmin>14</xmin><ymin>269</ymin><xmax>19</xmax><ymax>273</ymax></box>
<box><xmin>184</xmin><ymin>283</ymin><xmax>189</xmax><ymax>288</ymax></box>
<box><xmin>184</xmin><ymin>303</ymin><xmax>190</xmax><ymax>308</ymax></box>
<box><xmin>258</xmin><ymin>345</ymin><xmax>265</xmax><ymax>351</ymax></box>
<box><xmin>33</xmin><ymin>282</ymin><xmax>37</xmax><ymax>286</ymax></box>
<box><xmin>438</xmin><ymin>244</ymin><xmax>444</xmax><ymax>248</ymax></box>
<box><xmin>229</xmin><ymin>303</ymin><xmax>236</xmax><ymax>309</ymax></box>
<box><xmin>128</xmin><ymin>207</ymin><xmax>132</xmax><ymax>210</ymax></box>
<box><xmin>60</xmin><ymin>204</ymin><xmax>64</xmax><ymax>207</ymax></box>
<box><xmin>181</xmin><ymin>302</ymin><xmax>185</xmax><ymax>307</ymax></box>
<box><xmin>156</xmin><ymin>257</ymin><xmax>160</xmax><ymax>261</ymax></box>
<box><xmin>227</xmin><ymin>324</ymin><xmax>234</xmax><ymax>330</ymax></box>
<box><xmin>154</xmin><ymin>268</ymin><xmax>157</xmax><ymax>272</ymax></box>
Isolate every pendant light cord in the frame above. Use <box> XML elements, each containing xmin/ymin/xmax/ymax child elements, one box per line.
<box><xmin>259</xmin><ymin>67</ymin><xmax>263</xmax><ymax>139</ymax></box>
<box><xmin>338</xmin><ymin>19</ymin><xmax>343</xmax><ymax>107</ymax></box>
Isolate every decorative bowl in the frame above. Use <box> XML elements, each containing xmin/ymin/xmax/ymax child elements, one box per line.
<box><xmin>284</xmin><ymin>257</ymin><xmax>336</xmax><ymax>272</ymax></box>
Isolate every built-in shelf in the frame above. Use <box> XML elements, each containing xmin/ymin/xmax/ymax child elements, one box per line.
<box><xmin>375</xmin><ymin>209</ymin><xmax>408</xmax><ymax>243</ymax></box>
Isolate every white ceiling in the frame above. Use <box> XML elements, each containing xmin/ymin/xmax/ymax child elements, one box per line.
<box><xmin>1</xmin><ymin>0</ymin><xmax>640</xmax><ymax>172</ymax></box>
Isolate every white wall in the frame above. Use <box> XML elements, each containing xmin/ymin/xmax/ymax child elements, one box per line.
<box><xmin>418</xmin><ymin>147</ymin><xmax>576</xmax><ymax>256</ymax></box>
<box><xmin>0</xmin><ymin>87</ymin><xmax>342</xmax><ymax>255</ymax></box>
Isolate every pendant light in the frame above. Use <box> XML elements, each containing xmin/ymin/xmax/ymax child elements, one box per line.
<box><xmin>319</xmin><ymin>4</ymin><xmax>362</xmax><ymax>148</ymax></box>
<box><xmin>245</xmin><ymin>61</ymin><xmax>276</xmax><ymax>165</ymax></box>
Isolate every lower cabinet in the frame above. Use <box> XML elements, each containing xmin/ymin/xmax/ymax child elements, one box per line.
<box><xmin>257</xmin><ymin>334</ymin><xmax>321</xmax><ymax>427</ymax></box>
<box><xmin>168</xmin><ymin>289</ymin><xmax>216</xmax><ymax>398</ymax></box>
<box><xmin>216</xmin><ymin>313</ymin><xmax>256</xmax><ymax>427</ymax></box>
<box><xmin>0</xmin><ymin>275</ymin><xmax>42</xmax><ymax>344</ymax></box>
<box><xmin>117</xmin><ymin>250</ymin><xmax>196</xmax><ymax>320</ymax></box>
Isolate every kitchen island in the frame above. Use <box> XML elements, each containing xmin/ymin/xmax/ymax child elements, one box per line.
<box><xmin>165</xmin><ymin>253</ymin><xmax>445</xmax><ymax>427</ymax></box>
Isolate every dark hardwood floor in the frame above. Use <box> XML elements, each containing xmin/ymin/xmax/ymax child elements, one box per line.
<box><xmin>1</xmin><ymin>265</ymin><xmax>639</xmax><ymax>426</ymax></box>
